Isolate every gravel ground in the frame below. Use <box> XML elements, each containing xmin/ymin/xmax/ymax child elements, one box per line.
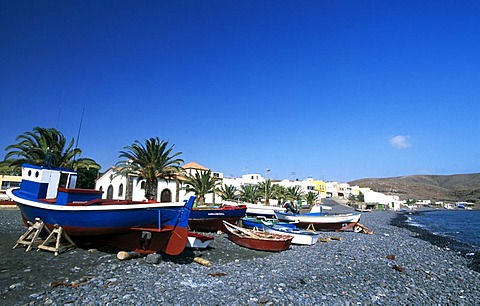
<box><xmin>1</xmin><ymin>207</ymin><xmax>479</xmax><ymax>306</ymax></box>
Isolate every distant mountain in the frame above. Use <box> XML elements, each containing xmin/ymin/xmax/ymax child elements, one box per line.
<box><xmin>349</xmin><ymin>173</ymin><xmax>480</xmax><ymax>202</ymax></box>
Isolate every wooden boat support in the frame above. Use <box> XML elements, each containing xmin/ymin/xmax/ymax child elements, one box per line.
<box><xmin>14</xmin><ymin>218</ymin><xmax>76</xmax><ymax>255</ymax></box>
<box><xmin>14</xmin><ymin>218</ymin><xmax>49</xmax><ymax>252</ymax></box>
<box><xmin>117</xmin><ymin>251</ymin><xmax>142</xmax><ymax>261</ymax></box>
<box><xmin>37</xmin><ymin>224</ymin><xmax>76</xmax><ymax>256</ymax></box>
<box><xmin>193</xmin><ymin>257</ymin><xmax>212</xmax><ymax>267</ymax></box>
<box><xmin>353</xmin><ymin>223</ymin><xmax>374</xmax><ymax>235</ymax></box>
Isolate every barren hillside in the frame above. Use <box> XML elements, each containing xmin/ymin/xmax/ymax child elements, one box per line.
<box><xmin>349</xmin><ymin>173</ymin><xmax>480</xmax><ymax>202</ymax></box>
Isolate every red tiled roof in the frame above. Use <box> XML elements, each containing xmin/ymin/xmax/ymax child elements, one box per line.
<box><xmin>182</xmin><ymin>161</ymin><xmax>209</xmax><ymax>171</ymax></box>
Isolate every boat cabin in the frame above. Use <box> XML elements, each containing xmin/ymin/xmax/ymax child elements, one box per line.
<box><xmin>18</xmin><ymin>164</ymin><xmax>102</xmax><ymax>205</ymax></box>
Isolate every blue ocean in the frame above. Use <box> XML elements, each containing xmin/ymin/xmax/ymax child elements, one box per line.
<box><xmin>405</xmin><ymin>210</ymin><xmax>480</xmax><ymax>250</ymax></box>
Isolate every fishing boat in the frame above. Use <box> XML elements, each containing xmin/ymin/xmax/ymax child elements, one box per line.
<box><xmin>222</xmin><ymin>221</ymin><xmax>292</xmax><ymax>251</ymax></box>
<box><xmin>274</xmin><ymin>209</ymin><xmax>361</xmax><ymax>232</ymax></box>
<box><xmin>245</xmin><ymin>203</ymin><xmax>287</xmax><ymax>217</ymax></box>
<box><xmin>241</xmin><ymin>216</ymin><xmax>297</xmax><ymax>230</ymax></box>
<box><xmin>261</xmin><ymin>221</ymin><xmax>321</xmax><ymax>245</ymax></box>
<box><xmin>6</xmin><ymin>164</ymin><xmax>195</xmax><ymax>255</ymax></box>
<box><xmin>186</xmin><ymin>232</ymin><xmax>214</xmax><ymax>249</ymax></box>
<box><xmin>188</xmin><ymin>205</ymin><xmax>247</xmax><ymax>232</ymax></box>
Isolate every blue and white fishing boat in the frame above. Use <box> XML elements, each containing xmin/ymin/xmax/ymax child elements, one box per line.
<box><xmin>6</xmin><ymin>164</ymin><xmax>195</xmax><ymax>255</ymax></box>
<box><xmin>189</xmin><ymin>204</ymin><xmax>247</xmax><ymax>232</ymax></box>
<box><xmin>275</xmin><ymin>205</ymin><xmax>361</xmax><ymax>232</ymax></box>
<box><xmin>244</xmin><ymin>203</ymin><xmax>287</xmax><ymax>217</ymax></box>
<box><xmin>261</xmin><ymin>220</ymin><xmax>321</xmax><ymax>245</ymax></box>
<box><xmin>241</xmin><ymin>216</ymin><xmax>297</xmax><ymax>230</ymax></box>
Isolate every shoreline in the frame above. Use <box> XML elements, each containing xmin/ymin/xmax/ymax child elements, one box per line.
<box><xmin>390</xmin><ymin>210</ymin><xmax>480</xmax><ymax>273</ymax></box>
<box><xmin>391</xmin><ymin>210</ymin><xmax>480</xmax><ymax>273</ymax></box>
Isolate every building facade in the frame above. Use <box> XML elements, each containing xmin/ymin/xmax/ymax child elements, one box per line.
<box><xmin>0</xmin><ymin>175</ymin><xmax>21</xmax><ymax>201</ymax></box>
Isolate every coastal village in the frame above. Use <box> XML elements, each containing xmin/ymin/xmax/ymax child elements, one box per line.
<box><xmin>2</xmin><ymin>3</ymin><xmax>480</xmax><ymax>305</ymax></box>
<box><xmin>2</xmin><ymin>161</ymin><xmax>474</xmax><ymax>211</ymax></box>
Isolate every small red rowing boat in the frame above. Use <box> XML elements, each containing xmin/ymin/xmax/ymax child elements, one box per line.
<box><xmin>222</xmin><ymin>221</ymin><xmax>292</xmax><ymax>252</ymax></box>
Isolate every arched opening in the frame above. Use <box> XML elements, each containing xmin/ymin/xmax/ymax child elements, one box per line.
<box><xmin>160</xmin><ymin>189</ymin><xmax>172</xmax><ymax>202</ymax></box>
<box><xmin>118</xmin><ymin>183</ymin><xmax>124</xmax><ymax>197</ymax></box>
<box><xmin>107</xmin><ymin>185</ymin><xmax>114</xmax><ymax>199</ymax></box>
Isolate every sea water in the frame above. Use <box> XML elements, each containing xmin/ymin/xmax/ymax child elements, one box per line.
<box><xmin>406</xmin><ymin>209</ymin><xmax>480</xmax><ymax>250</ymax></box>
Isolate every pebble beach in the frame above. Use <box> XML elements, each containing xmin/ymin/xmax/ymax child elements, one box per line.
<box><xmin>1</xmin><ymin>207</ymin><xmax>479</xmax><ymax>306</ymax></box>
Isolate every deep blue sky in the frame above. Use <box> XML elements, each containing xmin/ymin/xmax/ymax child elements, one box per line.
<box><xmin>1</xmin><ymin>1</ymin><xmax>479</xmax><ymax>182</ymax></box>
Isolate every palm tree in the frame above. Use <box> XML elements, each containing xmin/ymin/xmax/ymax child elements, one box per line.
<box><xmin>238</xmin><ymin>184</ymin><xmax>259</xmax><ymax>203</ymax></box>
<box><xmin>285</xmin><ymin>186</ymin><xmax>303</xmax><ymax>203</ymax></box>
<box><xmin>272</xmin><ymin>185</ymin><xmax>287</xmax><ymax>205</ymax></box>
<box><xmin>5</xmin><ymin>127</ymin><xmax>81</xmax><ymax>168</ymax></box>
<box><xmin>257</xmin><ymin>179</ymin><xmax>274</xmax><ymax>205</ymax></box>
<box><xmin>4</xmin><ymin>127</ymin><xmax>100</xmax><ymax>180</ymax></box>
<box><xmin>182</xmin><ymin>170</ymin><xmax>219</xmax><ymax>206</ymax></box>
<box><xmin>216</xmin><ymin>184</ymin><xmax>238</xmax><ymax>201</ymax></box>
<box><xmin>304</xmin><ymin>191</ymin><xmax>320</xmax><ymax>208</ymax></box>
<box><xmin>116</xmin><ymin>137</ymin><xmax>183</xmax><ymax>201</ymax></box>
<box><xmin>0</xmin><ymin>160</ymin><xmax>20</xmax><ymax>175</ymax></box>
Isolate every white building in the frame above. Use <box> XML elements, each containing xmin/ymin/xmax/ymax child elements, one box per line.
<box><xmin>95</xmin><ymin>161</ymin><xmax>219</xmax><ymax>203</ymax></box>
<box><xmin>0</xmin><ymin>174</ymin><xmax>21</xmax><ymax>201</ymax></box>
<box><xmin>363</xmin><ymin>190</ymin><xmax>401</xmax><ymax>210</ymax></box>
<box><xmin>95</xmin><ymin>163</ymin><xmax>340</xmax><ymax>206</ymax></box>
<box><xmin>325</xmin><ymin>181</ymin><xmax>338</xmax><ymax>198</ymax></box>
<box><xmin>223</xmin><ymin>173</ymin><xmax>265</xmax><ymax>189</ymax></box>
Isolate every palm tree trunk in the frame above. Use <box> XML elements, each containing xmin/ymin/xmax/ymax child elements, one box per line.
<box><xmin>125</xmin><ymin>175</ymin><xmax>133</xmax><ymax>200</ymax></box>
<box><xmin>175</xmin><ymin>179</ymin><xmax>180</xmax><ymax>202</ymax></box>
<box><xmin>145</xmin><ymin>181</ymin><xmax>158</xmax><ymax>201</ymax></box>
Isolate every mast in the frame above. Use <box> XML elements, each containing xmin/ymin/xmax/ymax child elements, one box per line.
<box><xmin>74</xmin><ymin>106</ymin><xmax>85</xmax><ymax>160</ymax></box>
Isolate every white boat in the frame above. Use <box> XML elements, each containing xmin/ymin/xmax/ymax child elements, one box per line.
<box><xmin>274</xmin><ymin>210</ymin><xmax>361</xmax><ymax>231</ymax></box>
<box><xmin>186</xmin><ymin>232</ymin><xmax>214</xmax><ymax>249</ymax></box>
<box><xmin>261</xmin><ymin>221</ymin><xmax>321</xmax><ymax>245</ymax></box>
<box><xmin>245</xmin><ymin>203</ymin><xmax>286</xmax><ymax>217</ymax></box>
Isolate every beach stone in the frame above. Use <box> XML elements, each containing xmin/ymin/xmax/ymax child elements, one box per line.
<box><xmin>1</xmin><ymin>209</ymin><xmax>480</xmax><ymax>305</ymax></box>
<box><xmin>145</xmin><ymin>253</ymin><xmax>162</xmax><ymax>264</ymax></box>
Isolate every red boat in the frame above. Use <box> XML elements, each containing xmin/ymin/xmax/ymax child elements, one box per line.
<box><xmin>222</xmin><ymin>221</ymin><xmax>292</xmax><ymax>252</ymax></box>
<box><xmin>188</xmin><ymin>205</ymin><xmax>247</xmax><ymax>232</ymax></box>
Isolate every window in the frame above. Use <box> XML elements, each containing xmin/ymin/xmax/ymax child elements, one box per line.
<box><xmin>59</xmin><ymin>173</ymin><xmax>69</xmax><ymax>188</ymax></box>
<box><xmin>140</xmin><ymin>181</ymin><xmax>146</xmax><ymax>189</ymax></box>
<box><xmin>1</xmin><ymin>181</ymin><xmax>20</xmax><ymax>190</ymax></box>
<box><xmin>118</xmin><ymin>184</ymin><xmax>124</xmax><ymax>197</ymax></box>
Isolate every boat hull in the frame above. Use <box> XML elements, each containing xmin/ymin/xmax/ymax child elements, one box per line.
<box><xmin>223</xmin><ymin>221</ymin><xmax>292</xmax><ymax>252</ymax></box>
<box><xmin>188</xmin><ymin>205</ymin><xmax>246</xmax><ymax>232</ymax></box>
<box><xmin>245</xmin><ymin>203</ymin><xmax>286</xmax><ymax>217</ymax></box>
<box><xmin>11</xmin><ymin>199</ymin><xmax>190</xmax><ymax>237</ymax></box>
<box><xmin>74</xmin><ymin>225</ymin><xmax>189</xmax><ymax>255</ymax></box>
<box><xmin>275</xmin><ymin>211</ymin><xmax>361</xmax><ymax>231</ymax></box>
<box><xmin>262</xmin><ymin>222</ymin><xmax>321</xmax><ymax>245</ymax></box>
<box><xmin>241</xmin><ymin>217</ymin><xmax>297</xmax><ymax>230</ymax></box>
